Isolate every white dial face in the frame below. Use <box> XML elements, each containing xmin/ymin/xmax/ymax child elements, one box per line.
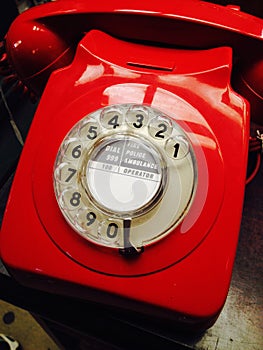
<box><xmin>53</xmin><ymin>104</ymin><xmax>197</xmax><ymax>251</ymax></box>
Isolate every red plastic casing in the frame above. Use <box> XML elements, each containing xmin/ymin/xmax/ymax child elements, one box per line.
<box><xmin>0</xmin><ymin>25</ymin><xmax>250</xmax><ymax>331</ymax></box>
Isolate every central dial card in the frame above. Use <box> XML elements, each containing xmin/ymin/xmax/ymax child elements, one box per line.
<box><xmin>86</xmin><ymin>135</ymin><xmax>163</xmax><ymax>214</ymax></box>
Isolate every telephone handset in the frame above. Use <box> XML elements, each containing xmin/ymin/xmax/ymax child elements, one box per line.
<box><xmin>2</xmin><ymin>0</ymin><xmax>263</xmax><ymax>124</ymax></box>
<box><xmin>0</xmin><ymin>0</ymin><xmax>262</xmax><ymax>331</ymax></box>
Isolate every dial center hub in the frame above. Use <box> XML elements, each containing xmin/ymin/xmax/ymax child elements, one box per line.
<box><xmin>86</xmin><ymin>135</ymin><xmax>163</xmax><ymax>215</ymax></box>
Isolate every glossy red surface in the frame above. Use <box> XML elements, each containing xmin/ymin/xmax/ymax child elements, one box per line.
<box><xmin>4</xmin><ymin>0</ymin><xmax>263</xmax><ymax>125</ymax></box>
<box><xmin>32</xmin><ymin>31</ymin><xmax>227</xmax><ymax>276</ymax></box>
<box><xmin>0</xmin><ymin>27</ymin><xmax>249</xmax><ymax>327</ymax></box>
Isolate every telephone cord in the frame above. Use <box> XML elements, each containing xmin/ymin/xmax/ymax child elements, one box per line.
<box><xmin>246</xmin><ymin>131</ymin><xmax>262</xmax><ymax>185</ymax></box>
<box><xmin>0</xmin><ymin>83</ymin><xmax>24</xmax><ymax>147</ymax></box>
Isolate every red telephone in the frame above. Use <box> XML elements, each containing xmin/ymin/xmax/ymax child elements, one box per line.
<box><xmin>0</xmin><ymin>0</ymin><xmax>262</xmax><ymax>332</ymax></box>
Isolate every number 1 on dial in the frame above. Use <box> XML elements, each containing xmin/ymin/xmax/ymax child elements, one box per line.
<box><xmin>173</xmin><ymin>143</ymin><xmax>180</xmax><ymax>158</ymax></box>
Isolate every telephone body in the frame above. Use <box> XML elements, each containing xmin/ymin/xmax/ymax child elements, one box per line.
<box><xmin>0</xmin><ymin>0</ymin><xmax>263</xmax><ymax>331</ymax></box>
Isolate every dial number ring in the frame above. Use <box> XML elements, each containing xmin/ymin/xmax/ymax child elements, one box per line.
<box><xmin>53</xmin><ymin>104</ymin><xmax>197</xmax><ymax>250</ymax></box>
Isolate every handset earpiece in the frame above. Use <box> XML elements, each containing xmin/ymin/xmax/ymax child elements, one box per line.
<box><xmin>3</xmin><ymin>19</ymin><xmax>75</xmax><ymax>97</ymax></box>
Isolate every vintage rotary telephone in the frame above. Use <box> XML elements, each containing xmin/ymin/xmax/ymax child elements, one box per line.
<box><xmin>0</xmin><ymin>0</ymin><xmax>262</xmax><ymax>332</ymax></box>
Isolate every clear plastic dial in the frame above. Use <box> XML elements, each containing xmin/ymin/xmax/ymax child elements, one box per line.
<box><xmin>53</xmin><ymin>104</ymin><xmax>197</xmax><ymax>251</ymax></box>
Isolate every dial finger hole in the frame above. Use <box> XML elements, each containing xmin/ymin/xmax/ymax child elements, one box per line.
<box><xmin>54</xmin><ymin>163</ymin><xmax>78</xmax><ymax>184</ymax></box>
<box><xmin>59</xmin><ymin>188</ymin><xmax>82</xmax><ymax>211</ymax></box>
<box><xmin>98</xmin><ymin>219</ymin><xmax>123</xmax><ymax>247</ymax></box>
<box><xmin>165</xmin><ymin>135</ymin><xmax>190</xmax><ymax>160</ymax></box>
<box><xmin>79</xmin><ymin>119</ymin><xmax>100</xmax><ymax>141</ymax></box>
<box><xmin>126</xmin><ymin>105</ymin><xmax>149</xmax><ymax>129</ymax></box>
<box><xmin>148</xmin><ymin>116</ymin><xmax>173</xmax><ymax>140</ymax></box>
<box><xmin>100</xmin><ymin>106</ymin><xmax>124</xmax><ymax>130</ymax></box>
<box><xmin>75</xmin><ymin>208</ymin><xmax>99</xmax><ymax>239</ymax></box>
<box><xmin>62</xmin><ymin>139</ymin><xmax>83</xmax><ymax>161</ymax></box>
